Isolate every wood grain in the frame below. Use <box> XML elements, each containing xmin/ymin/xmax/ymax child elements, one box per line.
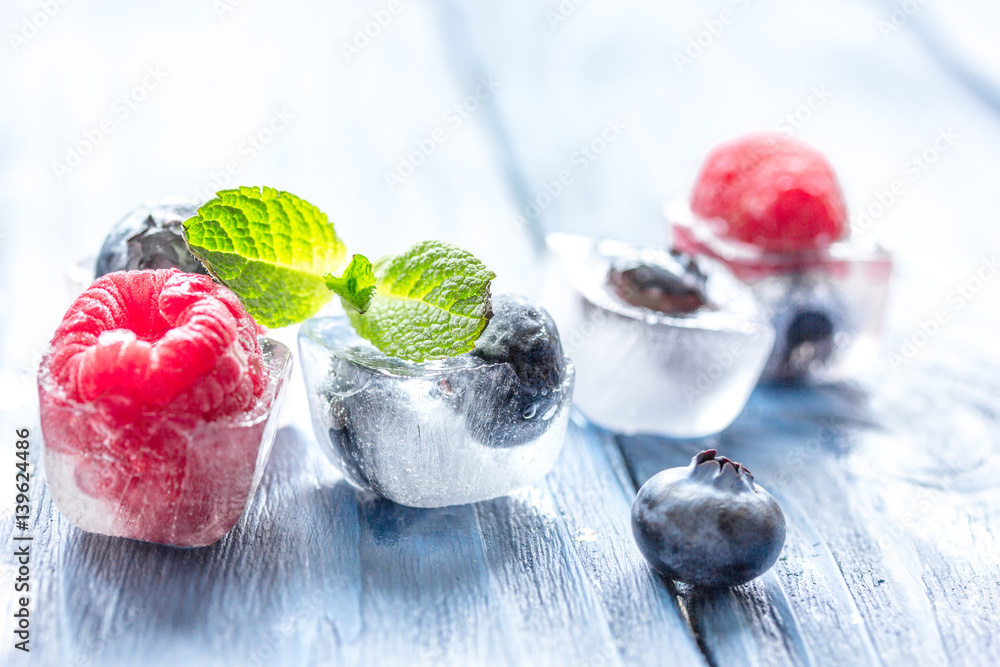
<box><xmin>3</xmin><ymin>0</ymin><xmax>1000</xmax><ymax>664</ymax></box>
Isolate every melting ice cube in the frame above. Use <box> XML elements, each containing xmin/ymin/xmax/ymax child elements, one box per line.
<box><xmin>40</xmin><ymin>339</ymin><xmax>292</xmax><ymax>547</ymax></box>
<box><xmin>542</xmin><ymin>233</ymin><xmax>773</xmax><ymax>437</ymax></box>
<box><xmin>298</xmin><ymin>295</ymin><xmax>575</xmax><ymax>508</ymax></box>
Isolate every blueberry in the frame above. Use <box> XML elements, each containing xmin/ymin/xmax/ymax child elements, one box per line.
<box><xmin>607</xmin><ymin>252</ymin><xmax>708</xmax><ymax>315</ymax></box>
<box><xmin>95</xmin><ymin>198</ymin><xmax>207</xmax><ymax>278</ymax></box>
<box><xmin>764</xmin><ymin>286</ymin><xmax>847</xmax><ymax>382</ymax></box>
<box><xmin>631</xmin><ymin>450</ymin><xmax>786</xmax><ymax>588</ymax></box>
<box><xmin>462</xmin><ymin>294</ymin><xmax>568</xmax><ymax>447</ymax></box>
<box><xmin>779</xmin><ymin>309</ymin><xmax>835</xmax><ymax>376</ymax></box>
<box><xmin>471</xmin><ymin>294</ymin><xmax>565</xmax><ymax>390</ymax></box>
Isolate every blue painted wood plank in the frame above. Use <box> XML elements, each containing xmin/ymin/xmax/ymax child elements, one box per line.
<box><xmin>543</xmin><ymin>417</ymin><xmax>706</xmax><ymax>666</ymax></box>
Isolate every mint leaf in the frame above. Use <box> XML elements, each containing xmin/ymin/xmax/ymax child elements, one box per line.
<box><xmin>348</xmin><ymin>241</ymin><xmax>495</xmax><ymax>362</ymax></box>
<box><xmin>183</xmin><ymin>186</ymin><xmax>347</xmax><ymax>328</ymax></box>
<box><xmin>325</xmin><ymin>254</ymin><xmax>377</xmax><ymax>314</ymax></box>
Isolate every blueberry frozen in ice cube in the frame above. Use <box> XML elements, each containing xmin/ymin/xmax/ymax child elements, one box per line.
<box><xmin>298</xmin><ymin>295</ymin><xmax>575</xmax><ymax>508</ymax></box>
<box><xmin>606</xmin><ymin>254</ymin><xmax>709</xmax><ymax>315</ymax></box>
<box><xmin>463</xmin><ymin>294</ymin><xmax>567</xmax><ymax>447</ymax></box>
<box><xmin>541</xmin><ymin>233</ymin><xmax>773</xmax><ymax>438</ymax></box>
<box><xmin>96</xmin><ymin>197</ymin><xmax>207</xmax><ymax>277</ymax></box>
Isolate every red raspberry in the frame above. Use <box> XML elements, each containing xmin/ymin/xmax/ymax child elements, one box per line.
<box><xmin>690</xmin><ymin>134</ymin><xmax>847</xmax><ymax>252</ymax></box>
<box><xmin>38</xmin><ymin>269</ymin><xmax>266</xmax><ymax>544</ymax></box>
<box><xmin>44</xmin><ymin>269</ymin><xmax>263</xmax><ymax>417</ymax></box>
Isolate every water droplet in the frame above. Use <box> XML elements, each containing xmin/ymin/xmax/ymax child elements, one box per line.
<box><xmin>523</xmin><ymin>404</ymin><xmax>538</xmax><ymax>419</ymax></box>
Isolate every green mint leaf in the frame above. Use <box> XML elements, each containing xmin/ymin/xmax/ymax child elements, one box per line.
<box><xmin>325</xmin><ymin>254</ymin><xmax>377</xmax><ymax>314</ymax></box>
<box><xmin>182</xmin><ymin>186</ymin><xmax>347</xmax><ymax>328</ymax></box>
<box><xmin>347</xmin><ymin>240</ymin><xmax>495</xmax><ymax>362</ymax></box>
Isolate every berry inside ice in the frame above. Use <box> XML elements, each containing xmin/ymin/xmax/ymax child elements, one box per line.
<box><xmin>690</xmin><ymin>134</ymin><xmax>847</xmax><ymax>253</ymax></box>
<box><xmin>38</xmin><ymin>269</ymin><xmax>268</xmax><ymax>544</ymax></box>
<box><xmin>607</xmin><ymin>254</ymin><xmax>708</xmax><ymax>315</ymax></box>
<box><xmin>465</xmin><ymin>294</ymin><xmax>568</xmax><ymax>447</ymax></box>
<box><xmin>471</xmin><ymin>294</ymin><xmax>565</xmax><ymax>393</ymax></box>
<box><xmin>96</xmin><ymin>199</ymin><xmax>207</xmax><ymax>278</ymax></box>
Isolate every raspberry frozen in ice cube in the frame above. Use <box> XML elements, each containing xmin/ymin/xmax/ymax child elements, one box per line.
<box><xmin>690</xmin><ymin>134</ymin><xmax>847</xmax><ymax>253</ymax></box>
<box><xmin>38</xmin><ymin>269</ymin><xmax>292</xmax><ymax>546</ymax></box>
<box><xmin>672</xmin><ymin>133</ymin><xmax>892</xmax><ymax>383</ymax></box>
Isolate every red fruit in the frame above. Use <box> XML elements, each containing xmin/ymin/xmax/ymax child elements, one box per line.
<box><xmin>38</xmin><ymin>269</ymin><xmax>267</xmax><ymax>543</ymax></box>
<box><xmin>44</xmin><ymin>269</ymin><xmax>263</xmax><ymax>418</ymax></box>
<box><xmin>690</xmin><ymin>134</ymin><xmax>847</xmax><ymax>252</ymax></box>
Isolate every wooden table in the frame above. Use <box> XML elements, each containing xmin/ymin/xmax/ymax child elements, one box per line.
<box><xmin>2</xmin><ymin>1</ymin><xmax>998</xmax><ymax>665</ymax></box>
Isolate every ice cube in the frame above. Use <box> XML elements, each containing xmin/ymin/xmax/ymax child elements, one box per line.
<box><xmin>297</xmin><ymin>295</ymin><xmax>575</xmax><ymax>508</ymax></box>
<box><xmin>95</xmin><ymin>197</ymin><xmax>207</xmax><ymax>277</ymax></box>
<box><xmin>668</xmin><ymin>198</ymin><xmax>892</xmax><ymax>383</ymax></box>
<box><xmin>541</xmin><ymin>233</ymin><xmax>773</xmax><ymax>438</ymax></box>
<box><xmin>40</xmin><ymin>339</ymin><xmax>292</xmax><ymax>547</ymax></box>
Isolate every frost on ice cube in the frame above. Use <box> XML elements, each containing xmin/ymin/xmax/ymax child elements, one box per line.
<box><xmin>298</xmin><ymin>295</ymin><xmax>575</xmax><ymax>508</ymax></box>
<box><xmin>668</xmin><ymin>199</ymin><xmax>892</xmax><ymax>383</ymax></box>
<box><xmin>95</xmin><ymin>197</ymin><xmax>207</xmax><ymax>277</ymax></box>
<box><xmin>542</xmin><ymin>234</ymin><xmax>773</xmax><ymax>438</ymax></box>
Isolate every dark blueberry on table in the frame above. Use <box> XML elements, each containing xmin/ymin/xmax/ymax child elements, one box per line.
<box><xmin>461</xmin><ymin>294</ymin><xmax>568</xmax><ymax>448</ymax></box>
<box><xmin>608</xmin><ymin>253</ymin><xmax>708</xmax><ymax>315</ymax></box>
<box><xmin>631</xmin><ymin>450</ymin><xmax>786</xmax><ymax>588</ymax></box>
<box><xmin>95</xmin><ymin>198</ymin><xmax>207</xmax><ymax>278</ymax></box>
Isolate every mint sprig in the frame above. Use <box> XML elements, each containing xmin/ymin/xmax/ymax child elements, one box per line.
<box><xmin>183</xmin><ymin>186</ymin><xmax>347</xmax><ymax>328</ymax></box>
<box><xmin>348</xmin><ymin>241</ymin><xmax>495</xmax><ymax>362</ymax></box>
<box><xmin>182</xmin><ymin>187</ymin><xmax>495</xmax><ymax>362</ymax></box>
<box><xmin>326</xmin><ymin>254</ymin><xmax>377</xmax><ymax>314</ymax></box>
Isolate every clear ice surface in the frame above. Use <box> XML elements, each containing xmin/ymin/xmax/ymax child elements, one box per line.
<box><xmin>542</xmin><ymin>233</ymin><xmax>774</xmax><ymax>438</ymax></box>
<box><xmin>298</xmin><ymin>296</ymin><xmax>575</xmax><ymax>508</ymax></box>
<box><xmin>40</xmin><ymin>339</ymin><xmax>292</xmax><ymax>547</ymax></box>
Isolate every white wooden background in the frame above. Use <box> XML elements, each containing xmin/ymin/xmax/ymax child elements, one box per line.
<box><xmin>1</xmin><ymin>0</ymin><xmax>999</xmax><ymax>665</ymax></box>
